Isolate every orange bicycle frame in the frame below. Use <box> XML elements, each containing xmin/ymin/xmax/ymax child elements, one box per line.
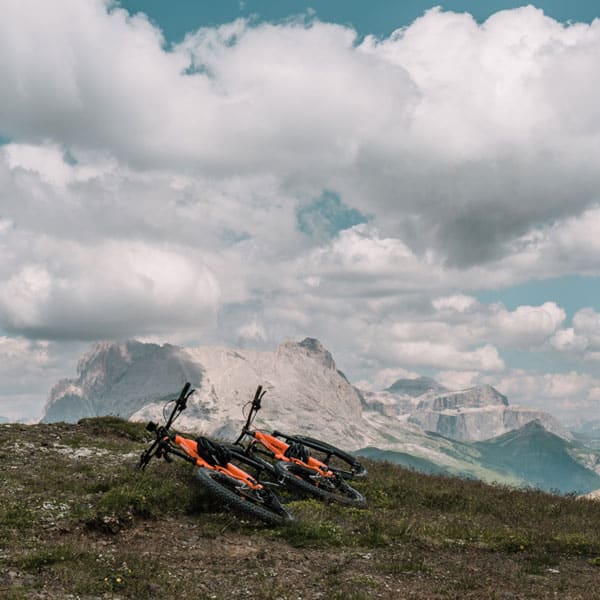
<box><xmin>250</xmin><ymin>430</ymin><xmax>335</xmax><ymax>478</ymax></box>
<box><xmin>173</xmin><ymin>434</ymin><xmax>263</xmax><ymax>490</ymax></box>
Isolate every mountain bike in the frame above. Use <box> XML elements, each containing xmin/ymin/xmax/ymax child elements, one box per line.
<box><xmin>138</xmin><ymin>382</ymin><xmax>294</xmax><ymax>526</ymax></box>
<box><xmin>230</xmin><ymin>385</ymin><xmax>367</xmax><ymax>507</ymax></box>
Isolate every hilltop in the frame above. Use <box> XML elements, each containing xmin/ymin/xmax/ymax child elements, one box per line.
<box><xmin>2</xmin><ymin>419</ymin><xmax>600</xmax><ymax>599</ymax></box>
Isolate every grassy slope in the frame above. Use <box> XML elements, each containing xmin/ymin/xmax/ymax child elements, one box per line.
<box><xmin>359</xmin><ymin>423</ymin><xmax>600</xmax><ymax>495</ymax></box>
<box><xmin>2</xmin><ymin>418</ymin><xmax>600</xmax><ymax>599</ymax></box>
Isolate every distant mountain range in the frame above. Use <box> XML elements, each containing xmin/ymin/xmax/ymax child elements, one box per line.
<box><xmin>359</xmin><ymin>420</ymin><xmax>600</xmax><ymax>494</ymax></box>
<box><xmin>42</xmin><ymin>338</ymin><xmax>600</xmax><ymax>494</ymax></box>
<box><xmin>359</xmin><ymin>380</ymin><xmax>570</xmax><ymax>442</ymax></box>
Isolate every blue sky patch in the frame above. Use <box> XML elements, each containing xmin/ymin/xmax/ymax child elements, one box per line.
<box><xmin>477</xmin><ymin>275</ymin><xmax>600</xmax><ymax>322</ymax></box>
<box><xmin>296</xmin><ymin>191</ymin><xmax>369</xmax><ymax>239</ymax></box>
<box><xmin>119</xmin><ymin>0</ymin><xmax>599</xmax><ymax>45</ymax></box>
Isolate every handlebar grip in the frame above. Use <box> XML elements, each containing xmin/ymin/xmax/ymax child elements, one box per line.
<box><xmin>178</xmin><ymin>382</ymin><xmax>191</xmax><ymax>403</ymax></box>
<box><xmin>253</xmin><ymin>385</ymin><xmax>263</xmax><ymax>408</ymax></box>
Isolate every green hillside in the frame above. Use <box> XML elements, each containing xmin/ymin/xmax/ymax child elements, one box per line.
<box><xmin>358</xmin><ymin>421</ymin><xmax>600</xmax><ymax>495</ymax></box>
<box><xmin>2</xmin><ymin>419</ymin><xmax>600</xmax><ymax>599</ymax></box>
<box><xmin>474</xmin><ymin>421</ymin><xmax>600</xmax><ymax>494</ymax></box>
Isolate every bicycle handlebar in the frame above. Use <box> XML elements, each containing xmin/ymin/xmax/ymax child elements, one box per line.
<box><xmin>252</xmin><ymin>385</ymin><xmax>264</xmax><ymax>409</ymax></box>
<box><xmin>177</xmin><ymin>382</ymin><xmax>192</xmax><ymax>407</ymax></box>
<box><xmin>139</xmin><ymin>382</ymin><xmax>195</xmax><ymax>468</ymax></box>
<box><xmin>234</xmin><ymin>385</ymin><xmax>266</xmax><ymax>445</ymax></box>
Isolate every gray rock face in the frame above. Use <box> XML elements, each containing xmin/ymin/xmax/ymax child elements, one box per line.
<box><xmin>42</xmin><ymin>341</ymin><xmax>204</xmax><ymax>422</ymax></box>
<box><xmin>416</xmin><ymin>385</ymin><xmax>508</xmax><ymax>411</ymax></box>
<box><xmin>407</xmin><ymin>405</ymin><xmax>571</xmax><ymax>442</ymax></box>
<box><xmin>358</xmin><ymin>379</ymin><xmax>570</xmax><ymax>442</ymax></box>
<box><xmin>42</xmin><ymin>338</ymin><xmax>366</xmax><ymax>448</ymax></box>
<box><xmin>42</xmin><ymin>339</ymin><xmax>571</xmax><ymax>450</ymax></box>
<box><xmin>363</xmin><ymin>383</ymin><xmax>569</xmax><ymax>442</ymax></box>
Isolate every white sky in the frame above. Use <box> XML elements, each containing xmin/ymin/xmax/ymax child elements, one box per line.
<box><xmin>2</xmin><ymin>1</ymin><xmax>600</xmax><ymax>422</ymax></box>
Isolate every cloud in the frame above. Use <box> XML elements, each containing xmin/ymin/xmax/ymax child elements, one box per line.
<box><xmin>0</xmin><ymin>336</ymin><xmax>49</xmax><ymax>374</ymax></box>
<box><xmin>488</xmin><ymin>302</ymin><xmax>566</xmax><ymax>348</ymax></box>
<box><xmin>489</xmin><ymin>369</ymin><xmax>600</xmax><ymax>418</ymax></box>
<box><xmin>3</xmin><ymin>2</ymin><xmax>600</xmax><ymax>419</ymax></box>
<box><xmin>236</xmin><ymin>317</ymin><xmax>267</xmax><ymax>344</ymax></box>
<box><xmin>0</xmin><ymin>240</ymin><xmax>220</xmax><ymax>340</ymax></box>
<box><xmin>2</xmin><ymin>3</ymin><xmax>600</xmax><ymax>267</ymax></box>
<box><xmin>4</xmin><ymin>144</ymin><xmax>74</xmax><ymax>187</ymax></box>
<box><xmin>386</xmin><ymin>341</ymin><xmax>505</xmax><ymax>372</ymax></box>
<box><xmin>432</xmin><ymin>295</ymin><xmax>477</xmax><ymax>313</ymax></box>
<box><xmin>541</xmin><ymin>308</ymin><xmax>600</xmax><ymax>362</ymax></box>
<box><xmin>435</xmin><ymin>370</ymin><xmax>480</xmax><ymax>391</ymax></box>
<box><xmin>573</xmin><ymin>308</ymin><xmax>600</xmax><ymax>349</ymax></box>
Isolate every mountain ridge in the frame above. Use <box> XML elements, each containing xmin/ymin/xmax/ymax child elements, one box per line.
<box><xmin>41</xmin><ymin>337</ymin><xmax>599</xmax><ymax>493</ymax></box>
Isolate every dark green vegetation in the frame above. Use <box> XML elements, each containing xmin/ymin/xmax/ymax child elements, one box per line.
<box><xmin>473</xmin><ymin>421</ymin><xmax>600</xmax><ymax>493</ymax></box>
<box><xmin>358</xmin><ymin>420</ymin><xmax>600</xmax><ymax>495</ymax></box>
<box><xmin>2</xmin><ymin>418</ymin><xmax>600</xmax><ymax>599</ymax></box>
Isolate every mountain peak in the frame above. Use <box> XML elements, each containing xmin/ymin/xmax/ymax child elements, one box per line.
<box><xmin>43</xmin><ymin>340</ymin><xmax>203</xmax><ymax>423</ymax></box>
<box><xmin>385</xmin><ymin>376</ymin><xmax>447</xmax><ymax>397</ymax></box>
<box><xmin>278</xmin><ymin>337</ymin><xmax>336</xmax><ymax>369</ymax></box>
<box><xmin>520</xmin><ymin>419</ymin><xmax>547</xmax><ymax>432</ymax></box>
<box><xmin>416</xmin><ymin>384</ymin><xmax>508</xmax><ymax>411</ymax></box>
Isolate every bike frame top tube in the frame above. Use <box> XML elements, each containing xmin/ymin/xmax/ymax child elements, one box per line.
<box><xmin>173</xmin><ymin>434</ymin><xmax>263</xmax><ymax>490</ymax></box>
<box><xmin>252</xmin><ymin>431</ymin><xmax>334</xmax><ymax>477</ymax></box>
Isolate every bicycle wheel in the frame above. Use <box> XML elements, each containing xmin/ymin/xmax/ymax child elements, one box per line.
<box><xmin>193</xmin><ymin>466</ymin><xmax>294</xmax><ymax>526</ymax></box>
<box><xmin>274</xmin><ymin>461</ymin><xmax>367</xmax><ymax>508</ymax></box>
<box><xmin>290</xmin><ymin>435</ymin><xmax>367</xmax><ymax>478</ymax></box>
<box><xmin>223</xmin><ymin>444</ymin><xmax>302</xmax><ymax>502</ymax></box>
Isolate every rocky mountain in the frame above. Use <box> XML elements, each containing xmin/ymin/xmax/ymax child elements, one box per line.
<box><xmin>42</xmin><ymin>337</ymin><xmax>598</xmax><ymax>493</ymax></box>
<box><xmin>360</xmin><ymin>381</ymin><xmax>571</xmax><ymax>442</ymax></box>
<box><xmin>43</xmin><ymin>341</ymin><xmax>205</xmax><ymax>423</ymax></box>
<box><xmin>43</xmin><ymin>338</ymin><xmax>371</xmax><ymax>449</ymax></box>
<box><xmin>44</xmin><ymin>338</ymin><xmax>571</xmax><ymax>447</ymax></box>
<box><xmin>358</xmin><ymin>420</ymin><xmax>600</xmax><ymax>494</ymax></box>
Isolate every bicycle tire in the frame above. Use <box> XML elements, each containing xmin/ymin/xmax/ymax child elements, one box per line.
<box><xmin>288</xmin><ymin>435</ymin><xmax>367</xmax><ymax>478</ymax></box>
<box><xmin>274</xmin><ymin>461</ymin><xmax>367</xmax><ymax>508</ymax></box>
<box><xmin>193</xmin><ymin>466</ymin><xmax>294</xmax><ymax>526</ymax></box>
<box><xmin>224</xmin><ymin>444</ymin><xmax>307</xmax><ymax>503</ymax></box>
<box><xmin>223</xmin><ymin>444</ymin><xmax>279</xmax><ymax>482</ymax></box>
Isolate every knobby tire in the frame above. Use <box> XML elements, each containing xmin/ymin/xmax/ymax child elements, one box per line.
<box><xmin>290</xmin><ymin>435</ymin><xmax>367</xmax><ymax>478</ymax></box>
<box><xmin>274</xmin><ymin>461</ymin><xmax>367</xmax><ymax>507</ymax></box>
<box><xmin>193</xmin><ymin>466</ymin><xmax>294</xmax><ymax>526</ymax></box>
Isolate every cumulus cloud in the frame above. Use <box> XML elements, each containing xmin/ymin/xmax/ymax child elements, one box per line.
<box><xmin>387</xmin><ymin>341</ymin><xmax>505</xmax><ymax>372</ymax></box>
<box><xmin>2</xmin><ymin>3</ymin><xmax>600</xmax><ymax>265</ymax></box>
<box><xmin>432</xmin><ymin>295</ymin><xmax>478</xmax><ymax>313</ymax></box>
<box><xmin>0</xmin><ymin>240</ymin><xmax>220</xmax><ymax>340</ymax></box>
<box><xmin>545</xmin><ymin>308</ymin><xmax>600</xmax><ymax>362</ymax></box>
<box><xmin>489</xmin><ymin>302</ymin><xmax>566</xmax><ymax>348</ymax></box>
<box><xmin>3</xmin><ymin>1</ymin><xmax>600</xmax><ymax>419</ymax></box>
<box><xmin>489</xmin><ymin>369</ymin><xmax>600</xmax><ymax>418</ymax></box>
<box><xmin>435</xmin><ymin>370</ymin><xmax>480</xmax><ymax>391</ymax></box>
